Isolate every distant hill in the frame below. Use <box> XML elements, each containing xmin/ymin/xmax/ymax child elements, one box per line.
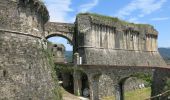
<box><xmin>158</xmin><ymin>48</ymin><xmax>170</xmax><ymax>65</ymax></box>
<box><xmin>65</xmin><ymin>51</ymin><xmax>73</xmax><ymax>63</ymax></box>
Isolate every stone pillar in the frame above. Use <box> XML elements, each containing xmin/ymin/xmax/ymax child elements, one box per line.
<box><xmin>113</xmin><ymin>28</ymin><xmax>116</xmax><ymax>48</ymax></box>
<box><xmin>62</xmin><ymin>72</ymin><xmax>71</xmax><ymax>89</ymax></box>
<box><xmin>96</xmin><ymin>25</ymin><xmax>100</xmax><ymax>48</ymax></box>
<box><xmin>73</xmin><ymin>71</ymin><xmax>82</xmax><ymax>96</ymax></box>
<box><xmin>123</xmin><ymin>32</ymin><xmax>127</xmax><ymax>49</ymax></box>
<box><xmin>88</xmin><ymin>74</ymin><xmax>100</xmax><ymax>100</ymax></box>
<box><xmin>73</xmin><ymin>53</ymin><xmax>82</xmax><ymax>96</ymax></box>
<box><xmin>91</xmin><ymin>24</ymin><xmax>95</xmax><ymax>48</ymax></box>
<box><xmin>151</xmin><ymin>69</ymin><xmax>170</xmax><ymax>100</ymax></box>
<box><xmin>100</xmin><ymin>25</ymin><xmax>103</xmax><ymax>48</ymax></box>
<box><xmin>115</xmin><ymin>83</ymin><xmax>124</xmax><ymax>100</ymax></box>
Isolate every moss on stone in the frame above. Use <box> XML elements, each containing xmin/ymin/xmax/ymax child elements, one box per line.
<box><xmin>43</xmin><ymin>42</ymin><xmax>62</xmax><ymax>100</ymax></box>
<box><xmin>77</xmin><ymin>13</ymin><xmax>152</xmax><ymax>27</ymax></box>
<box><xmin>55</xmin><ymin>64</ymin><xmax>84</xmax><ymax>74</ymax></box>
<box><xmin>77</xmin><ymin>13</ymin><xmax>158</xmax><ymax>35</ymax></box>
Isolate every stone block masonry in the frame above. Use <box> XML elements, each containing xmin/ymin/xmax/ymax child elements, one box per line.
<box><xmin>0</xmin><ymin>0</ymin><xmax>60</xmax><ymax>100</ymax></box>
<box><xmin>75</xmin><ymin>13</ymin><xmax>166</xmax><ymax>66</ymax></box>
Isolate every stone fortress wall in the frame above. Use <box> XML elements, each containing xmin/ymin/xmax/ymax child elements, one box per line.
<box><xmin>0</xmin><ymin>0</ymin><xmax>60</xmax><ymax>99</ymax></box>
<box><xmin>0</xmin><ymin>0</ymin><xmax>169</xmax><ymax>100</ymax></box>
<box><xmin>48</xmin><ymin>43</ymin><xmax>66</xmax><ymax>63</ymax></box>
<box><xmin>75</xmin><ymin>13</ymin><xmax>166</xmax><ymax>66</ymax></box>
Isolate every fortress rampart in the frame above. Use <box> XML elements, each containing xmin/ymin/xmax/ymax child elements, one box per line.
<box><xmin>75</xmin><ymin>13</ymin><xmax>166</xmax><ymax>66</ymax></box>
<box><xmin>0</xmin><ymin>0</ymin><xmax>59</xmax><ymax>99</ymax></box>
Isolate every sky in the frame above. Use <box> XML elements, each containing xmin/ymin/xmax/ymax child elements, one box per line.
<box><xmin>44</xmin><ymin>0</ymin><xmax>170</xmax><ymax>51</ymax></box>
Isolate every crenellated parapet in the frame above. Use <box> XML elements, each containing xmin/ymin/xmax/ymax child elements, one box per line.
<box><xmin>0</xmin><ymin>0</ymin><xmax>49</xmax><ymax>37</ymax></box>
<box><xmin>75</xmin><ymin>13</ymin><xmax>166</xmax><ymax>66</ymax></box>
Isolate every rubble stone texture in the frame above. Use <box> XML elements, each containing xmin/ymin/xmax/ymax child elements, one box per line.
<box><xmin>0</xmin><ymin>0</ymin><xmax>60</xmax><ymax>100</ymax></box>
<box><xmin>0</xmin><ymin>0</ymin><xmax>169</xmax><ymax>100</ymax></box>
<box><xmin>75</xmin><ymin>13</ymin><xmax>166</xmax><ymax>66</ymax></box>
<box><xmin>48</xmin><ymin>43</ymin><xmax>66</xmax><ymax>63</ymax></box>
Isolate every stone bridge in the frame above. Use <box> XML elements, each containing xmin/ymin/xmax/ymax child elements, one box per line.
<box><xmin>80</xmin><ymin>65</ymin><xmax>170</xmax><ymax>100</ymax></box>
<box><xmin>45</xmin><ymin>22</ymin><xmax>74</xmax><ymax>44</ymax></box>
<box><xmin>71</xmin><ymin>13</ymin><xmax>168</xmax><ymax>100</ymax></box>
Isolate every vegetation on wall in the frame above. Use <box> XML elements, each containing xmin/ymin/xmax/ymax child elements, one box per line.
<box><xmin>77</xmin><ymin>13</ymin><xmax>153</xmax><ymax>27</ymax></box>
<box><xmin>131</xmin><ymin>73</ymin><xmax>152</xmax><ymax>87</ymax></box>
<box><xmin>164</xmin><ymin>78</ymin><xmax>170</xmax><ymax>91</ymax></box>
<box><xmin>54</xmin><ymin>64</ymin><xmax>83</xmax><ymax>74</ymax></box>
<box><xmin>43</xmin><ymin>41</ymin><xmax>62</xmax><ymax>100</ymax></box>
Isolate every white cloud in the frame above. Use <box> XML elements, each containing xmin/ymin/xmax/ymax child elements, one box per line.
<box><xmin>115</xmin><ymin>0</ymin><xmax>167</xmax><ymax>22</ymax></box>
<box><xmin>44</xmin><ymin>0</ymin><xmax>73</xmax><ymax>22</ymax></box>
<box><xmin>79</xmin><ymin>0</ymin><xmax>99</xmax><ymax>13</ymax></box>
<box><xmin>151</xmin><ymin>17</ymin><xmax>169</xmax><ymax>21</ymax></box>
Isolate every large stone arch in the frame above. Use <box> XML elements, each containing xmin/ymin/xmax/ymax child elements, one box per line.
<box><xmin>45</xmin><ymin>32</ymin><xmax>73</xmax><ymax>44</ymax></box>
<box><xmin>115</xmin><ymin>68</ymin><xmax>153</xmax><ymax>100</ymax></box>
<box><xmin>45</xmin><ymin>22</ymin><xmax>74</xmax><ymax>44</ymax></box>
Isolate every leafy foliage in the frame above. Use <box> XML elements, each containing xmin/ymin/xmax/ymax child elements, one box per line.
<box><xmin>131</xmin><ymin>73</ymin><xmax>152</xmax><ymax>87</ymax></box>
<box><xmin>164</xmin><ymin>78</ymin><xmax>170</xmax><ymax>91</ymax></box>
<box><xmin>43</xmin><ymin>42</ymin><xmax>62</xmax><ymax>100</ymax></box>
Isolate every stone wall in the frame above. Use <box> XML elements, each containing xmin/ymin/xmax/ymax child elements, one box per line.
<box><xmin>81</xmin><ymin>65</ymin><xmax>153</xmax><ymax>100</ymax></box>
<box><xmin>98</xmin><ymin>74</ymin><xmax>115</xmax><ymax>99</ymax></box>
<box><xmin>0</xmin><ymin>0</ymin><xmax>60</xmax><ymax>99</ymax></box>
<box><xmin>0</xmin><ymin>31</ymin><xmax>56</xmax><ymax>99</ymax></box>
<box><xmin>0</xmin><ymin>0</ymin><xmax>48</xmax><ymax>37</ymax></box>
<box><xmin>45</xmin><ymin>22</ymin><xmax>74</xmax><ymax>44</ymax></box>
<box><xmin>75</xmin><ymin>13</ymin><xmax>166</xmax><ymax>66</ymax></box>
<box><xmin>151</xmin><ymin>68</ymin><xmax>170</xmax><ymax>100</ymax></box>
<box><xmin>48</xmin><ymin>43</ymin><xmax>66</xmax><ymax>63</ymax></box>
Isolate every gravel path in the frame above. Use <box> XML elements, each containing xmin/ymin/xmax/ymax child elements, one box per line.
<box><xmin>62</xmin><ymin>88</ymin><xmax>89</xmax><ymax>100</ymax></box>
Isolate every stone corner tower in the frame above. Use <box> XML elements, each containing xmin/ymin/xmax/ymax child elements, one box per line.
<box><xmin>0</xmin><ymin>0</ymin><xmax>60</xmax><ymax>99</ymax></box>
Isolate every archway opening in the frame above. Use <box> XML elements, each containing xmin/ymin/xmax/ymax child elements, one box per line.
<box><xmin>119</xmin><ymin>73</ymin><xmax>152</xmax><ymax>100</ymax></box>
<box><xmin>47</xmin><ymin>36</ymin><xmax>74</xmax><ymax>94</ymax></box>
<box><xmin>81</xmin><ymin>72</ymin><xmax>90</xmax><ymax>98</ymax></box>
<box><xmin>47</xmin><ymin>36</ymin><xmax>73</xmax><ymax>63</ymax></box>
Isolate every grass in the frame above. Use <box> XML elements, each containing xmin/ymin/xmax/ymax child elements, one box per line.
<box><xmin>102</xmin><ymin>87</ymin><xmax>151</xmax><ymax>100</ymax></box>
<box><xmin>77</xmin><ymin>13</ymin><xmax>152</xmax><ymax>27</ymax></box>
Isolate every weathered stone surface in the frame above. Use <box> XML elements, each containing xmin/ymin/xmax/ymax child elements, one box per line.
<box><xmin>0</xmin><ymin>32</ymin><xmax>55</xmax><ymax>100</ymax></box>
<box><xmin>75</xmin><ymin>13</ymin><xmax>166</xmax><ymax>66</ymax></box>
<box><xmin>48</xmin><ymin>43</ymin><xmax>66</xmax><ymax>63</ymax></box>
<box><xmin>81</xmin><ymin>65</ymin><xmax>153</xmax><ymax>100</ymax></box>
<box><xmin>45</xmin><ymin>22</ymin><xmax>74</xmax><ymax>44</ymax></box>
<box><xmin>77</xmin><ymin>13</ymin><xmax>158</xmax><ymax>35</ymax></box>
<box><xmin>0</xmin><ymin>0</ymin><xmax>49</xmax><ymax>38</ymax></box>
<box><xmin>81</xmin><ymin>48</ymin><xmax>165</xmax><ymax>66</ymax></box>
<box><xmin>0</xmin><ymin>0</ymin><xmax>59</xmax><ymax>99</ymax></box>
<box><xmin>151</xmin><ymin>68</ymin><xmax>170</xmax><ymax>100</ymax></box>
<box><xmin>98</xmin><ymin>74</ymin><xmax>115</xmax><ymax>99</ymax></box>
